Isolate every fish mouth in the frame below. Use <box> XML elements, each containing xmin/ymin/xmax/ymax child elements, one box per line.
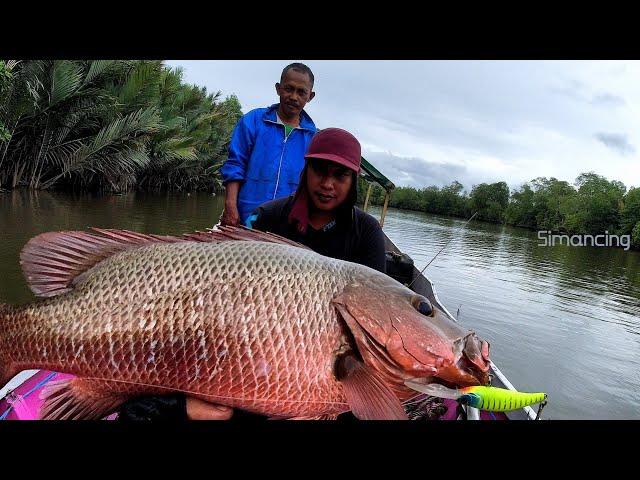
<box><xmin>447</xmin><ymin>332</ymin><xmax>491</xmax><ymax>385</ymax></box>
<box><xmin>404</xmin><ymin>336</ymin><xmax>490</xmax><ymax>391</ymax></box>
<box><xmin>457</xmin><ymin>353</ymin><xmax>490</xmax><ymax>385</ymax></box>
<box><xmin>462</xmin><ymin>335</ymin><xmax>491</xmax><ymax>382</ymax></box>
<box><xmin>403</xmin><ymin>348</ymin><xmax>491</xmax><ymax>396</ymax></box>
<box><xmin>342</xmin><ymin>317</ymin><xmax>489</xmax><ymax>388</ymax></box>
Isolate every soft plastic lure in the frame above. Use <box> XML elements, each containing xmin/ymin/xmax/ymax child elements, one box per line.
<box><xmin>405</xmin><ymin>381</ymin><xmax>547</xmax><ymax>412</ymax></box>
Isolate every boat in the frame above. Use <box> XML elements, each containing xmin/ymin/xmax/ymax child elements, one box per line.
<box><xmin>383</xmin><ymin>235</ymin><xmax>539</xmax><ymax>420</ymax></box>
<box><xmin>361</xmin><ymin>156</ymin><xmax>543</xmax><ymax>420</ymax></box>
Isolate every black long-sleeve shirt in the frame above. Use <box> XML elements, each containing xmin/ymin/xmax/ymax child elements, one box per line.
<box><xmin>247</xmin><ymin>195</ymin><xmax>386</xmax><ymax>273</ymax></box>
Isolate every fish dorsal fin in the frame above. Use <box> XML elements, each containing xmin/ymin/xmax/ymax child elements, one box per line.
<box><xmin>20</xmin><ymin>229</ymin><xmax>183</xmax><ymax>298</ymax></box>
<box><xmin>20</xmin><ymin>225</ymin><xmax>309</xmax><ymax>298</ymax></box>
<box><xmin>186</xmin><ymin>225</ymin><xmax>311</xmax><ymax>250</ymax></box>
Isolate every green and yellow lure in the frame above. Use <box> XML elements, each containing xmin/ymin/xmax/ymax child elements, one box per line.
<box><xmin>405</xmin><ymin>381</ymin><xmax>547</xmax><ymax>412</ymax></box>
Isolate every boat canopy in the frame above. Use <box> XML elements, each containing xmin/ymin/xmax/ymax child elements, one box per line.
<box><xmin>360</xmin><ymin>157</ymin><xmax>395</xmax><ymax>192</ymax></box>
<box><xmin>360</xmin><ymin>156</ymin><xmax>395</xmax><ymax>227</ymax></box>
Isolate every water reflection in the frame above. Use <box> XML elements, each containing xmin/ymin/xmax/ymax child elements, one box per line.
<box><xmin>0</xmin><ymin>190</ymin><xmax>224</xmax><ymax>304</ymax></box>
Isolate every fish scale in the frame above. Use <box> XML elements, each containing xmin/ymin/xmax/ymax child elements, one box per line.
<box><xmin>2</xmin><ymin>240</ymin><xmax>356</xmax><ymax>417</ymax></box>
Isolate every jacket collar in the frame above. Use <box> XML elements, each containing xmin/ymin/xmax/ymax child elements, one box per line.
<box><xmin>263</xmin><ymin>103</ymin><xmax>317</xmax><ymax>132</ymax></box>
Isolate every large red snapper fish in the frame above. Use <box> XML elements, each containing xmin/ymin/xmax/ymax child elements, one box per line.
<box><xmin>0</xmin><ymin>226</ymin><xmax>490</xmax><ymax>420</ymax></box>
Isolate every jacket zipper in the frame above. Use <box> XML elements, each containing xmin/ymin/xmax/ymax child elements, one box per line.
<box><xmin>264</xmin><ymin>114</ymin><xmax>311</xmax><ymax>199</ymax></box>
<box><xmin>273</xmin><ymin>131</ymin><xmax>288</xmax><ymax>199</ymax></box>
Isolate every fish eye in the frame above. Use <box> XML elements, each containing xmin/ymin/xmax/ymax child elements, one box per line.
<box><xmin>417</xmin><ymin>300</ymin><xmax>433</xmax><ymax>316</ymax></box>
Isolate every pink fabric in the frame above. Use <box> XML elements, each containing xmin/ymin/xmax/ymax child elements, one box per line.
<box><xmin>439</xmin><ymin>399</ymin><xmax>508</xmax><ymax>420</ymax></box>
<box><xmin>288</xmin><ymin>183</ymin><xmax>312</xmax><ymax>234</ymax></box>
<box><xmin>1</xmin><ymin>372</ymin><xmax>507</xmax><ymax>421</ymax></box>
<box><xmin>0</xmin><ymin>371</ymin><xmax>118</xmax><ymax>420</ymax></box>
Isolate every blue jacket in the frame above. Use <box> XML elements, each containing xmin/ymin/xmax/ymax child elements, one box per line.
<box><xmin>220</xmin><ymin>104</ymin><xmax>318</xmax><ymax>223</ymax></box>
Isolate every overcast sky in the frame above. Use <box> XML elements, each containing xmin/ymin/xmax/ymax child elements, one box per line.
<box><xmin>166</xmin><ymin>60</ymin><xmax>640</xmax><ymax>193</ymax></box>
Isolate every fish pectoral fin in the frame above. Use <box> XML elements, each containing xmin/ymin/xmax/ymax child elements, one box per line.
<box><xmin>39</xmin><ymin>377</ymin><xmax>127</xmax><ymax>420</ymax></box>
<box><xmin>336</xmin><ymin>354</ymin><xmax>408</xmax><ymax>421</ymax></box>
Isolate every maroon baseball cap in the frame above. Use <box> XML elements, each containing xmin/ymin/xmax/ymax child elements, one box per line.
<box><xmin>304</xmin><ymin>128</ymin><xmax>361</xmax><ymax>173</ymax></box>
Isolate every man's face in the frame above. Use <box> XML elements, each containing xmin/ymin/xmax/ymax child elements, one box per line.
<box><xmin>276</xmin><ymin>69</ymin><xmax>315</xmax><ymax>118</ymax></box>
<box><xmin>306</xmin><ymin>158</ymin><xmax>353</xmax><ymax>212</ymax></box>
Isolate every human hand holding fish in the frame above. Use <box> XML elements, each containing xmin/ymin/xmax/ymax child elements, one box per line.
<box><xmin>186</xmin><ymin>397</ymin><xmax>233</xmax><ymax>420</ymax></box>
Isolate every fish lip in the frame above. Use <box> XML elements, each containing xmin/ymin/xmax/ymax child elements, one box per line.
<box><xmin>454</xmin><ymin>356</ymin><xmax>488</xmax><ymax>385</ymax></box>
<box><xmin>459</xmin><ymin>333</ymin><xmax>491</xmax><ymax>381</ymax></box>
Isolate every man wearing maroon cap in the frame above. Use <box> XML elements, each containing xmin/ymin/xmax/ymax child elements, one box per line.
<box><xmin>246</xmin><ymin>128</ymin><xmax>386</xmax><ymax>273</ymax></box>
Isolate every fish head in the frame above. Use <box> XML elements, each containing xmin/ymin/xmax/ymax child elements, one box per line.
<box><xmin>333</xmin><ymin>281</ymin><xmax>491</xmax><ymax>389</ymax></box>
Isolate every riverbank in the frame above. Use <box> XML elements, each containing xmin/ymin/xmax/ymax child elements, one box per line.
<box><xmin>361</xmin><ymin>201</ymin><xmax>639</xmax><ymax>251</ymax></box>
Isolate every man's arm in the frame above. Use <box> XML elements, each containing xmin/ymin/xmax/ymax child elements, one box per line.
<box><xmin>220</xmin><ymin>114</ymin><xmax>254</xmax><ymax>225</ymax></box>
<box><xmin>221</xmin><ymin>181</ymin><xmax>241</xmax><ymax>226</ymax></box>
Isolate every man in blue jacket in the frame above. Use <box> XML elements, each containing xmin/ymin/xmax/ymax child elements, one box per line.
<box><xmin>220</xmin><ymin>63</ymin><xmax>318</xmax><ymax>226</ymax></box>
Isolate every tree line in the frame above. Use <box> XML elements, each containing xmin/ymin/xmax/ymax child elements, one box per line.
<box><xmin>357</xmin><ymin>173</ymin><xmax>640</xmax><ymax>248</ymax></box>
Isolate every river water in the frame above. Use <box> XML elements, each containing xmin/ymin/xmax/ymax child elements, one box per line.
<box><xmin>1</xmin><ymin>190</ymin><xmax>638</xmax><ymax>419</ymax></box>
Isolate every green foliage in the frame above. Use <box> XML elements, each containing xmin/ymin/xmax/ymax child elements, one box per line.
<box><xmin>0</xmin><ymin>60</ymin><xmax>12</xmax><ymax>141</ymax></box>
<box><xmin>436</xmin><ymin>181</ymin><xmax>467</xmax><ymax>217</ymax></box>
<box><xmin>620</xmin><ymin>187</ymin><xmax>640</xmax><ymax>236</ymax></box>
<box><xmin>528</xmin><ymin>177</ymin><xmax>576</xmax><ymax>231</ymax></box>
<box><xmin>468</xmin><ymin>181</ymin><xmax>509</xmax><ymax>223</ymax></box>
<box><xmin>358</xmin><ymin>179</ymin><xmax>470</xmax><ymax>218</ymax></box>
<box><xmin>502</xmin><ymin>177</ymin><xmax>578</xmax><ymax>232</ymax></box>
<box><xmin>391</xmin><ymin>186</ymin><xmax>423</xmax><ymax>210</ymax></box>
<box><xmin>0</xmin><ymin>60</ymin><xmax>241</xmax><ymax>192</ymax></box>
<box><xmin>360</xmin><ymin>170</ymin><xmax>635</xmax><ymax>248</ymax></box>
<box><xmin>632</xmin><ymin>221</ymin><xmax>640</xmax><ymax>249</ymax></box>
<box><xmin>357</xmin><ymin>176</ymin><xmax>386</xmax><ymax>206</ymax></box>
<box><xmin>561</xmin><ymin>172</ymin><xmax>625</xmax><ymax>234</ymax></box>
<box><xmin>504</xmin><ymin>183</ymin><xmax>537</xmax><ymax>228</ymax></box>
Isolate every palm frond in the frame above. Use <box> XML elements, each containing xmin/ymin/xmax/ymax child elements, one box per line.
<box><xmin>83</xmin><ymin>60</ymin><xmax>116</xmax><ymax>86</ymax></box>
<box><xmin>50</xmin><ymin>60</ymin><xmax>84</xmax><ymax>107</ymax></box>
<box><xmin>116</xmin><ymin>61</ymin><xmax>162</xmax><ymax>109</ymax></box>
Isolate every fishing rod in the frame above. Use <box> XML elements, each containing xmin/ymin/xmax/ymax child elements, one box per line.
<box><xmin>408</xmin><ymin>211</ymin><xmax>478</xmax><ymax>288</ymax></box>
